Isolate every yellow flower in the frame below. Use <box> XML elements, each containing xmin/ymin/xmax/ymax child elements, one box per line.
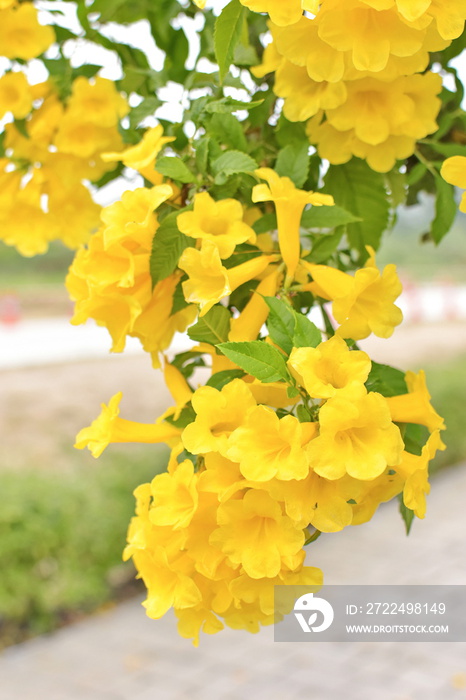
<box><xmin>226</xmin><ymin>405</ymin><xmax>317</xmax><ymax>481</ymax></box>
<box><xmin>288</xmin><ymin>335</ymin><xmax>371</xmax><ymax>399</ymax></box>
<box><xmin>149</xmin><ymin>460</ymin><xmax>199</xmax><ymax>530</ymax></box>
<box><xmin>302</xmin><ymin>252</ymin><xmax>403</xmax><ymax>340</ymax></box>
<box><xmin>338</xmin><ymin>467</ymin><xmax>404</xmax><ymax>525</ymax></box>
<box><xmin>441</xmin><ymin>155</ymin><xmax>466</xmax><ymax>212</ymax></box>
<box><xmin>0</xmin><ymin>3</ymin><xmax>55</xmax><ymax>60</ymax></box>
<box><xmin>396</xmin><ymin>430</ymin><xmax>445</xmax><ymax>518</ymax></box>
<box><xmin>385</xmin><ymin>370</ymin><xmax>446</xmax><ymax>432</ymax></box>
<box><xmin>253</xmin><ymin>168</ymin><xmax>333</xmax><ymax>282</ymax></box>
<box><xmin>101</xmin><ymin>185</ymin><xmax>173</xmax><ymax>249</ymax></box>
<box><xmin>0</xmin><ymin>176</ymin><xmax>54</xmax><ymax>256</ymax></box>
<box><xmin>54</xmin><ymin>114</ymin><xmax>123</xmax><ymax>159</ymax></box>
<box><xmin>142</xmin><ymin>547</ymin><xmax>202</xmax><ymax>620</ymax></box>
<box><xmin>0</xmin><ymin>71</ymin><xmax>33</xmax><ymax>120</ymax></box>
<box><xmin>179</xmin><ymin>240</ymin><xmax>275</xmax><ymax>316</ymax></box>
<box><xmin>317</xmin><ymin>0</ymin><xmax>431</xmax><ymax>73</ymax></box>
<box><xmin>74</xmin><ymin>392</ymin><xmax>182</xmax><ymax>458</ymax></box>
<box><xmin>308</xmin><ymin>391</ymin><xmax>404</xmax><ymax>480</ymax></box>
<box><xmin>48</xmin><ymin>182</ymin><xmax>101</xmax><ymax>248</ymax></box>
<box><xmin>182</xmin><ymin>379</ymin><xmax>256</xmax><ymax>456</ymax></box>
<box><xmin>274</xmin><ymin>60</ymin><xmax>348</xmax><ymax>122</ymax></box>
<box><xmin>102</xmin><ymin>125</ymin><xmax>175</xmax><ymax>184</ymax></box>
<box><xmin>198</xmin><ymin>453</ymin><xmax>243</xmax><ymax>500</ymax></box>
<box><xmin>66</xmin><ymin>77</ymin><xmax>129</xmax><ymax>128</ymax></box>
<box><xmin>365</xmin><ymin>0</ymin><xmax>466</xmax><ymax>40</ymax></box>
<box><xmin>239</xmin><ymin>0</ymin><xmax>310</xmax><ymax>26</ymax></box>
<box><xmin>325</xmin><ymin>73</ymin><xmax>441</xmax><ymax>146</ymax></box>
<box><xmin>177</xmin><ymin>192</ymin><xmax>256</xmax><ymax>259</ymax></box>
<box><xmin>210</xmin><ymin>490</ymin><xmax>305</xmax><ymax>579</ymax></box>
<box><xmin>272</xmin><ymin>19</ymin><xmax>346</xmax><ymax>84</ymax></box>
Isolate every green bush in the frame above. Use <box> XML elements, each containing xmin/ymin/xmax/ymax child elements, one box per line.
<box><xmin>426</xmin><ymin>355</ymin><xmax>466</xmax><ymax>472</ymax></box>
<box><xmin>0</xmin><ymin>448</ymin><xmax>166</xmax><ymax>644</ymax></box>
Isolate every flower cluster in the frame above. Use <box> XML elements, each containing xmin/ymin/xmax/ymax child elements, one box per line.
<box><xmin>249</xmin><ymin>0</ymin><xmax>465</xmax><ymax>170</ymax></box>
<box><xmin>67</xmin><ymin>145</ymin><xmax>451</xmax><ymax>644</ymax></box>
<box><xmin>0</xmin><ymin>2</ymin><xmax>130</xmax><ymax>256</ymax></box>
<box><xmin>77</xmin><ymin>329</ymin><xmax>444</xmax><ymax>644</ymax></box>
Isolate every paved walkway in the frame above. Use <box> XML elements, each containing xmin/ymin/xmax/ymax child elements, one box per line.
<box><xmin>1</xmin><ymin>464</ymin><xmax>466</xmax><ymax>700</ymax></box>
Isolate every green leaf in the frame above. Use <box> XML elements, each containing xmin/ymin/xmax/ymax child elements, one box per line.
<box><xmin>155</xmin><ymin>156</ymin><xmax>197</xmax><ymax>184</ymax></box>
<box><xmin>401</xmin><ymin>423</ymin><xmax>429</xmax><ymax>457</ymax></box>
<box><xmin>292</xmin><ymin>314</ymin><xmax>322</xmax><ymax>349</ymax></box>
<box><xmin>306</xmin><ymin>231</ymin><xmax>344</xmax><ymax>264</ymax></box>
<box><xmin>150</xmin><ymin>212</ymin><xmax>193</xmax><ymax>286</ymax></box>
<box><xmin>287</xmin><ymin>386</ymin><xmax>300</xmax><ymax>399</ymax></box>
<box><xmin>365</xmin><ymin>362</ymin><xmax>407</xmax><ymax>397</ymax></box>
<box><xmin>214</xmin><ymin>0</ymin><xmax>245</xmax><ymax>82</ymax></box>
<box><xmin>398</xmin><ymin>494</ymin><xmax>415</xmax><ymax>535</ymax></box>
<box><xmin>431</xmin><ymin>173</ymin><xmax>457</xmax><ymax>244</ymax></box>
<box><xmin>212</xmin><ymin>150</ymin><xmax>258</xmax><ymax>184</ymax></box>
<box><xmin>187</xmin><ymin>305</ymin><xmax>231</xmax><ymax>346</ymax></box>
<box><xmin>297</xmin><ymin>405</ymin><xmax>311</xmax><ymax>423</ymax></box>
<box><xmin>208</xmin><ymin>113</ymin><xmax>248</xmax><ymax>152</ymax></box>
<box><xmin>275</xmin><ymin>142</ymin><xmax>310</xmax><ymax>188</ymax></box>
<box><xmin>252</xmin><ymin>213</ymin><xmax>277</xmax><ymax>235</ymax></box>
<box><xmin>206</xmin><ymin>369</ymin><xmax>246</xmax><ymax>390</ymax></box>
<box><xmin>324</xmin><ymin>159</ymin><xmax>390</xmax><ymax>256</ymax></box>
<box><xmin>301</xmin><ymin>205</ymin><xmax>361</xmax><ymax>229</ymax></box>
<box><xmin>263</xmin><ymin>296</ymin><xmax>296</xmax><ymax>355</ymax></box>
<box><xmin>204</xmin><ymin>97</ymin><xmax>264</xmax><ymax>114</ymax></box>
<box><xmin>217</xmin><ymin>341</ymin><xmax>290</xmax><ymax>383</ymax></box>
<box><xmin>128</xmin><ymin>97</ymin><xmax>160</xmax><ymax>129</ymax></box>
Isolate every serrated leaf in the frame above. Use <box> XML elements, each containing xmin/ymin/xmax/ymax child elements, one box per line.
<box><xmin>301</xmin><ymin>205</ymin><xmax>361</xmax><ymax>229</ymax></box>
<box><xmin>214</xmin><ymin>0</ymin><xmax>245</xmax><ymax>82</ymax></box>
<box><xmin>150</xmin><ymin>212</ymin><xmax>193</xmax><ymax>286</ymax></box>
<box><xmin>212</xmin><ymin>150</ymin><xmax>258</xmax><ymax>183</ymax></box>
<box><xmin>324</xmin><ymin>159</ymin><xmax>390</xmax><ymax>256</ymax></box>
<box><xmin>275</xmin><ymin>142</ymin><xmax>310</xmax><ymax>188</ymax></box>
<box><xmin>206</xmin><ymin>369</ymin><xmax>245</xmax><ymax>390</ymax></box>
<box><xmin>365</xmin><ymin>362</ymin><xmax>407</xmax><ymax>397</ymax></box>
<box><xmin>398</xmin><ymin>494</ymin><xmax>415</xmax><ymax>535</ymax></box>
<box><xmin>217</xmin><ymin>341</ymin><xmax>290</xmax><ymax>383</ymax></box>
<box><xmin>431</xmin><ymin>173</ymin><xmax>457</xmax><ymax>244</ymax></box>
<box><xmin>263</xmin><ymin>296</ymin><xmax>296</xmax><ymax>355</ymax></box>
<box><xmin>187</xmin><ymin>305</ymin><xmax>231</xmax><ymax>346</ymax></box>
<box><xmin>292</xmin><ymin>314</ymin><xmax>322</xmax><ymax>348</ymax></box>
<box><xmin>155</xmin><ymin>156</ymin><xmax>197</xmax><ymax>184</ymax></box>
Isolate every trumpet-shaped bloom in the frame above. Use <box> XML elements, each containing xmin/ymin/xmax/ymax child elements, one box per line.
<box><xmin>0</xmin><ymin>3</ymin><xmax>55</xmax><ymax>59</ymax></box>
<box><xmin>102</xmin><ymin>125</ymin><xmax>176</xmax><ymax>184</ymax></box>
<box><xmin>303</xmin><ymin>253</ymin><xmax>403</xmax><ymax>340</ymax></box>
<box><xmin>226</xmin><ymin>405</ymin><xmax>317</xmax><ymax>481</ymax></box>
<box><xmin>182</xmin><ymin>379</ymin><xmax>257</xmax><ymax>456</ymax></box>
<box><xmin>179</xmin><ymin>240</ymin><xmax>275</xmax><ymax>316</ymax></box>
<box><xmin>441</xmin><ymin>156</ymin><xmax>466</xmax><ymax>212</ymax></box>
<box><xmin>274</xmin><ymin>61</ymin><xmax>348</xmax><ymax>122</ymax></box>
<box><xmin>317</xmin><ymin>0</ymin><xmax>430</xmax><ymax>73</ymax></box>
<box><xmin>210</xmin><ymin>490</ymin><xmax>305</xmax><ymax>579</ymax></box>
<box><xmin>0</xmin><ymin>71</ymin><xmax>33</xmax><ymax>120</ymax></box>
<box><xmin>177</xmin><ymin>192</ymin><xmax>256</xmax><ymax>259</ymax></box>
<box><xmin>288</xmin><ymin>335</ymin><xmax>371</xmax><ymax>399</ymax></box>
<box><xmin>149</xmin><ymin>460</ymin><xmax>199</xmax><ymax>530</ymax></box>
<box><xmin>74</xmin><ymin>392</ymin><xmax>182</xmax><ymax>458</ymax></box>
<box><xmin>253</xmin><ymin>168</ymin><xmax>333</xmax><ymax>281</ymax></box>
<box><xmin>385</xmin><ymin>370</ymin><xmax>446</xmax><ymax>432</ymax></box>
<box><xmin>308</xmin><ymin>392</ymin><xmax>404</xmax><ymax>480</ymax></box>
<box><xmin>228</xmin><ymin>269</ymin><xmax>279</xmax><ymax>341</ymax></box>
<box><xmin>66</xmin><ymin>77</ymin><xmax>129</xmax><ymax>128</ymax></box>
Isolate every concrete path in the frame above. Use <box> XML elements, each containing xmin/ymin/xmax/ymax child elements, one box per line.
<box><xmin>1</xmin><ymin>463</ymin><xmax>466</xmax><ymax>700</ymax></box>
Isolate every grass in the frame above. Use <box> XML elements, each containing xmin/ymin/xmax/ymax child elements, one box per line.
<box><xmin>0</xmin><ymin>447</ymin><xmax>167</xmax><ymax>649</ymax></box>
